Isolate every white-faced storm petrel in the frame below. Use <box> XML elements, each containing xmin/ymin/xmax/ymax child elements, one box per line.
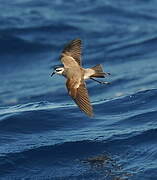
<box><xmin>51</xmin><ymin>38</ymin><xmax>110</xmax><ymax>117</ymax></box>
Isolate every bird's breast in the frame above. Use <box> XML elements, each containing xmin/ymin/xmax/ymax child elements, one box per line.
<box><xmin>65</xmin><ymin>67</ymin><xmax>82</xmax><ymax>79</ymax></box>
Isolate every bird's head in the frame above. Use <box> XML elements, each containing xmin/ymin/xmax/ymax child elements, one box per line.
<box><xmin>51</xmin><ymin>65</ymin><xmax>64</xmax><ymax>76</ymax></box>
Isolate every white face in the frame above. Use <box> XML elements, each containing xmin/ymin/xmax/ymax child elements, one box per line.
<box><xmin>55</xmin><ymin>67</ymin><xmax>64</xmax><ymax>75</ymax></box>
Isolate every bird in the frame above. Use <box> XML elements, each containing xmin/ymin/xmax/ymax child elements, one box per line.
<box><xmin>51</xmin><ymin>38</ymin><xmax>110</xmax><ymax>117</ymax></box>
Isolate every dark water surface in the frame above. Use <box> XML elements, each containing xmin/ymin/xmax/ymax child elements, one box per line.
<box><xmin>0</xmin><ymin>0</ymin><xmax>157</xmax><ymax>179</ymax></box>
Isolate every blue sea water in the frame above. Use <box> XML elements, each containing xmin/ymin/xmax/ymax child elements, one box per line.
<box><xmin>0</xmin><ymin>0</ymin><xmax>157</xmax><ymax>179</ymax></box>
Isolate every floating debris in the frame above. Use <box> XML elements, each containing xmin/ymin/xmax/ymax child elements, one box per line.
<box><xmin>82</xmin><ymin>154</ymin><xmax>112</xmax><ymax>168</ymax></box>
<box><xmin>81</xmin><ymin>153</ymin><xmax>132</xmax><ymax>180</ymax></box>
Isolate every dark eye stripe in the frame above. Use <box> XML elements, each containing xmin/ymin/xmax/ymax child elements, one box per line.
<box><xmin>56</xmin><ymin>69</ymin><xmax>61</xmax><ymax>72</ymax></box>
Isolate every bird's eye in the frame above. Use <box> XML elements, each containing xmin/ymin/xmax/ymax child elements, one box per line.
<box><xmin>56</xmin><ymin>69</ymin><xmax>61</xmax><ymax>72</ymax></box>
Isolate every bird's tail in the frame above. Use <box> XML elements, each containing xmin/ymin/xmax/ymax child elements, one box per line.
<box><xmin>91</xmin><ymin>64</ymin><xmax>110</xmax><ymax>78</ymax></box>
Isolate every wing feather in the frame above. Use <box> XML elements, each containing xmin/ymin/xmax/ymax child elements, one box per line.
<box><xmin>66</xmin><ymin>79</ymin><xmax>93</xmax><ymax>117</ymax></box>
<box><xmin>61</xmin><ymin>38</ymin><xmax>82</xmax><ymax>66</ymax></box>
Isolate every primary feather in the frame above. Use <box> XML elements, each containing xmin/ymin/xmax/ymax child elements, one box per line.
<box><xmin>61</xmin><ymin>38</ymin><xmax>82</xmax><ymax>66</ymax></box>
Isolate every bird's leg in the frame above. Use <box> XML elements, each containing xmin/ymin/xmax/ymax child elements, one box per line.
<box><xmin>90</xmin><ymin>77</ymin><xmax>110</xmax><ymax>85</ymax></box>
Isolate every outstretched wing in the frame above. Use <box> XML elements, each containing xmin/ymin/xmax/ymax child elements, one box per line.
<box><xmin>61</xmin><ymin>38</ymin><xmax>82</xmax><ymax>66</ymax></box>
<box><xmin>66</xmin><ymin>79</ymin><xmax>93</xmax><ymax>117</ymax></box>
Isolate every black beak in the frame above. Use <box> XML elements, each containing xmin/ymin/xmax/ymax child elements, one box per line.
<box><xmin>51</xmin><ymin>72</ymin><xmax>55</xmax><ymax>77</ymax></box>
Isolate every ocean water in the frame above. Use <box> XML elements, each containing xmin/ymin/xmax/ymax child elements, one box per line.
<box><xmin>0</xmin><ymin>0</ymin><xmax>157</xmax><ymax>179</ymax></box>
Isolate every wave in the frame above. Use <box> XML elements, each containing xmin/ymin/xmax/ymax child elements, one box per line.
<box><xmin>106</xmin><ymin>35</ymin><xmax>157</xmax><ymax>60</ymax></box>
<box><xmin>0</xmin><ymin>33</ymin><xmax>52</xmax><ymax>54</ymax></box>
<box><xmin>1</xmin><ymin>126</ymin><xmax>157</xmax><ymax>178</ymax></box>
<box><xmin>94</xmin><ymin>88</ymin><xmax>157</xmax><ymax>115</ymax></box>
<box><xmin>0</xmin><ymin>88</ymin><xmax>156</xmax><ymax>130</ymax></box>
<box><xmin>0</xmin><ymin>23</ymin><xmax>80</xmax><ymax>35</ymax></box>
<box><xmin>0</xmin><ymin>22</ymin><xmax>81</xmax><ymax>55</ymax></box>
<box><xmin>0</xmin><ymin>89</ymin><xmax>156</xmax><ymax>176</ymax></box>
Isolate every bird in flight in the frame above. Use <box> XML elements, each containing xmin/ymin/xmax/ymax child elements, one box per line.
<box><xmin>51</xmin><ymin>38</ymin><xmax>110</xmax><ymax>117</ymax></box>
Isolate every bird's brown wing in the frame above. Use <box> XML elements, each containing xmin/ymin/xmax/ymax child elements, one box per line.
<box><xmin>66</xmin><ymin>79</ymin><xmax>93</xmax><ymax>117</ymax></box>
<box><xmin>61</xmin><ymin>38</ymin><xmax>82</xmax><ymax>66</ymax></box>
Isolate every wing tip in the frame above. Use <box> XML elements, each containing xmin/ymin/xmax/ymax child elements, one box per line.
<box><xmin>68</xmin><ymin>38</ymin><xmax>81</xmax><ymax>46</ymax></box>
<box><xmin>87</xmin><ymin>112</ymin><xmax>94</xmax><ymax>118</ymax></box>
<box><xmin>82</xmin><ymin>107</ymin><xmax>94</xmax><ymax>118</ymax></box>
<box><xmin>72</xmin><ymin>37</ymin><xmax>81</xmax><ymax>42</ymax></box>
